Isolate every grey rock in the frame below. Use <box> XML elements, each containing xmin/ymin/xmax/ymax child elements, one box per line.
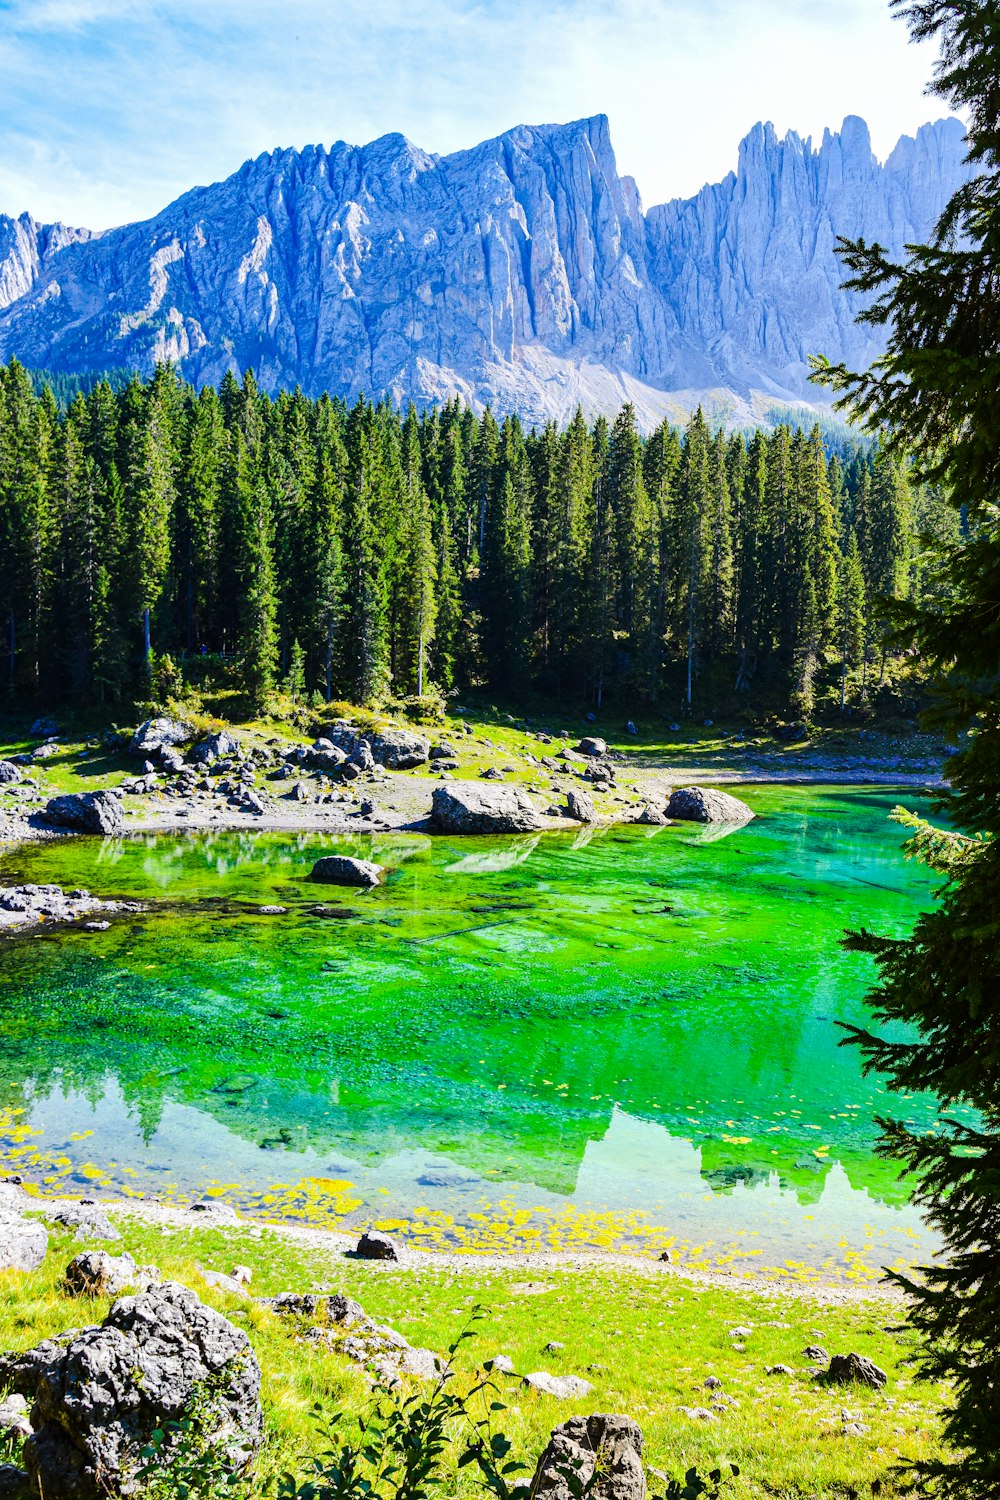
<box><xmin>188</xmin><ymin>1200</ymin><xmax>240</xmax><ymax>1222</ymax></box>
<box><xmin>346</xmin><ymin>743</ymin><xmax>376</xmax><ymax>772</ymax></box>
<box><xmin>625</xmin><ymin>722</ymin><xmax>638</xmax><ymax>735</ymax></box>
<box><xmin>0</xmin><ymin>1395</ymin><xmax>31</xmax><ymax>1440</ymax></box>
<box><xmin>529</xmin><ymin>1414</ymin><xmax>644</xmax><ymax>1500</ymax></box>
<box><xmin>29</xmin><ymin>717</ymin><xmax>59</xmax><ymax>738</ymax></box>
<box><xmin>826</xmin><ymin>1352</ymin><xmax>888</xmax><ymax>1389</ymax></box>
<box><xmin>309</xmin><ymin>856</ymin><xmax>383</xmax><ymax>888</ymax></box>
<box><xmin>0</xmin><ymin>762</ymin><xmax>22</xmax><ymax>785</ymax></box>
<box><xmin>678</xmin><ymin>1406</ymin><xmax>716</xmax><ymax>1421</ymax></box>
<box><xmin>431</xmin><ymin>782</ymin><xmax>541</xmax><ymax>834</ymax></box>
<box><xmin>576</xmin><ymin>738</ymin><xmax>607</xmax><ymax>758</ymax></box>
<box><xmin>367</xmin><ymin>728</ymin><xmax>429</xmax><ymax>770</ymax></box>
<box><xmin>544</xmin><ymin>1341</ymin><xmax>565</xmax><ymax>1353</ymax></box>
<box><xmin>521</xmin><ymin>1372</ymin><xmax>593</xmax><ymax>1400</ymax></box>
<box><xmin>634</xmin><ymin>805</ymin><xmax>668</xmax><ymax>826</ymax></box>
<box><xmin>766</xmin><ymin>1364</ymin><xmax>795</xmax><ymax>1377</ymax></box>
<box><xmin>666</xmin><ymin>786</ymin><xmax>754</xmax><ymax>824</ymax></box>
<box><xmin>43</xmin><ymin>792</ymin><xmax>124</xmax><ymax>837</ymax></box>
<box><xmin>804</xmin><ymin>1345</ymin><xmax>829</xmax><ymax>1364</ymax></box>
<box><xmin>129</xmin><ymin>717</ymin><xmax>192</xmax><ymax>758</ymax></box>
<box><xmin>20</xmin><ymin>1282</ymin><xmax>262</xmax><ymax>1499</ymax></box>
<box><xmin>429</xmin><ymin>742</ymin><xmax>458</xmax><ymax>759</ymax></box>
<box><xmin>356</xmin><ymin>1229</ymin><xmax>399</xmax><ymax>1262</ymax></box>
<box><xmin>199</xmin><ymin>1269</ymin><xmax>249</xmax><ymax>1297</ymax></box>
<box><xmin>0</xmin><ymin>1212</ymin><xmax>48</xmax><ymax>1273</ymax></box>
<box><xmin>50</xmin><ymin>1207</ymin><xmax>120</xmax><ymax>1243</ymax></box>
<box><xmin>64</xmin><ymin>1251</ymin><xmax>138</xmax><ymax>1298</ymax></box>
<box><xmin>489</xmin><ymin>1355</ymin><xmax>515</xmax><ymax>1375</ymax></box>
<box><xmin>189</xmin><ymin>730</ymin><xmax>242</xmax><ymax>765</ymax></box>
<box><xmin>565</xmin><ymin>790</ymin><xmax>596</xmax><ymax>823</ymax></box>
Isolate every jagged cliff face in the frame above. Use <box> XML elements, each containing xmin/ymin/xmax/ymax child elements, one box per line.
<box><xmin>0</xmin><ymin>113</ymin><xmax>969</xmax><ymax>425</ymax></box>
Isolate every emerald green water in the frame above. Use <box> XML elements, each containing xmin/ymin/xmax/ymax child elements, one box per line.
<box><xmin>0</xmin><ymin>787</ymin><xmax>951</xmax><ymax>1274</ymax></box>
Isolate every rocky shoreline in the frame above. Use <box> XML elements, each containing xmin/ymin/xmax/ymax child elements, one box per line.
<box><xmin>0</xmin><ymin>715</ymin><xmax>771</xmax><ymax>850</ymax></box>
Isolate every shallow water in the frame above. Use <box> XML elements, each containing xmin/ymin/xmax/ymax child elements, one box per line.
<box><xmin>0</xmin><ymin>786</ymin><xmax>954</xmax><ymax>1276</ymax></box>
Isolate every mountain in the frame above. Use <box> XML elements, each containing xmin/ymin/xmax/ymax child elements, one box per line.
<box><xmin>0</xmin><ymin>113</ymin><xmax>969</xmax><ymax>427</ymax></box>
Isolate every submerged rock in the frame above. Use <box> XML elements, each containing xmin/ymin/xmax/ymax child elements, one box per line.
<box><xmin>309</xmin><ymin>856</ymin><xmax>384</xmax><ymax>888</ymax></box>
<box><xmin>43</xmin><ymin>791</ymin><xmax>124</xmax><ymax>837</ymax></box>
<box><xmin>431</xmin><ymin>782</ymin><xmax>541</xmax><ymax>834</ymax></box>
<box><xmin>530</xmin><ymin>1414</ymin><xmax>644</xmax><ymax>1500</ymax></box>
<box><xmin>666</xmin><ymin>786</ymin><xmax>754</xmax><ymax>824</ymax></box>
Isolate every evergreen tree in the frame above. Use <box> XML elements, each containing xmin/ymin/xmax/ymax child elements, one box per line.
<box><xmin>813</xmin><ymin>2</ymin><xmax>1000</xmax><ymax>1490</ymax></box>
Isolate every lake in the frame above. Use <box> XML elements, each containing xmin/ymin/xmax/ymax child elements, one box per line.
<box><xmin>0</xmin><ymin>785</ymin><xmax>951</xmax><ymax>1280</ymax></box>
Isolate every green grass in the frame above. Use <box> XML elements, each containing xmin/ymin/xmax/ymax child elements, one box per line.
<box><xmin>0</xmin><ymin>1214</ymin><xmax>949</xmax><ymax>1498</ymax></box>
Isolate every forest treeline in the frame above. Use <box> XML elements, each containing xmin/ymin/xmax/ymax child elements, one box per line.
<box><xmin>0</xmin><ymin>359</ymin><xmax>956</xmax><ymax>716</ymax></box>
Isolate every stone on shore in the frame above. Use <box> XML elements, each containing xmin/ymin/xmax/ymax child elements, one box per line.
<box><xmin>189</xmin><ymin>730</ymin><xmax>242</xmax><ymax>765</ymax></box>
<box><xmin>356</xmin><ymin>1229</ymin><xmax>400</xmax><ymax>1261</ymax></box>
<box><xmin>13</xmin><ymin>1282</ymin><xmax>263</xmax><ymax>1499</ymax></box>
<box><xmin>43</xmin><ymin>791</ymin><xmax>124</xmax><ymax>837</ymax></box>
<box><xmin>666</xmin><ymin>786</ymin><xmax>754</xmax><ymax>824</ymax></box>
<box><xmin>309</xmin><ymin>856</ymin><xmax>384</xmax><ymax>888</ymax></box>
<box><xmin>522</xmin><ymin>1371</ymin><xmax>594</xmax><ymax>1400</ymax></box>
<box><xmin>64</xmin><ymin>1251</ymin><xmax>139</xmax><ymax>1299</ymax></box>
<box><xmin>129</xmin><ymin>717</ymin><xmax>193</xmax><ymax>759</ymax></box>
<box><xmin>530</xmin><ymin>1414</ymin><xmax>645</xmax><ymax>1500</ymax></box>
<box><xmin>431</xmin><ymin>782</ymin><xmax>541</xmax><ymax>834</ymax></box>
<box><xmin>0</xmin><ymin>1210</ymin><xmax>48</xmax><ymax>1273</ymax></box>
<box><xmin>826</xmin><ymin>1352</ymin><xmax>888</xmax><ymax>1389</ymax></box>
<box><xmin>367</xmin><ymin>727</ymin><xmax>430</xmax><ymax>770</ymax></box>
<box><xmin>565</xmin><ymin>790</ymin><xmax>597</xmax><ymax>823</ymax></box>
<box><xmin>0</xmin><ymin>761</ymin><xmax>22</xmax><ymax>785</ymax></box>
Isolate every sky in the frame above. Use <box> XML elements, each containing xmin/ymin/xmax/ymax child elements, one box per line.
<box><xmin>0</xmin><ymin>0</ymin><xmax>949</xmax><ymax>231</ymax></box>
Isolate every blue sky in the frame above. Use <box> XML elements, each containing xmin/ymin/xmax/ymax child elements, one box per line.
<box><xmin>0</xmin><ymin>0</ymin><xmax>946</xmax><ymax>230</ymax></box>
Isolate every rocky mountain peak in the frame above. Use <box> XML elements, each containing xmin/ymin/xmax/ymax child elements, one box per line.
<box><xmin>0</xmin><ymin>112</ymin><xmax>970</xmax><ymax>426</ymax></box>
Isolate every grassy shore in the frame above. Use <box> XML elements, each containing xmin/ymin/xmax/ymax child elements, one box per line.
<box><xmin>0</xmin><ymin>1200</ymin><xmax>948</xmax><ymax>1500</ymax></box>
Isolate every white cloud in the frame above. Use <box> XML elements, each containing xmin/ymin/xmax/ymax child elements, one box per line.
<box><xmin>0</xmin><ymin>0</ymin><xmax>950</xmax><ymax>229</ymax></box>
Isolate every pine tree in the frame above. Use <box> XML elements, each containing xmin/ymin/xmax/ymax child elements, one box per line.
<box><xmin>813</xmin><ymin>3</ymin><xmax>1000</xmax><ymax>1490</ymax></box>
<box><xmin>836</xmin><ymin>530</ymin><xmax>867</xmax><ymax>710</ymax></box>
<box><xmin>225</xmin><ymin>429</ymin><xmax>279</xmax><ymax>711</ymax></box>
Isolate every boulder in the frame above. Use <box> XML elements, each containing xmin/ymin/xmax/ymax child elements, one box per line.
<box><xmin>268</xmin><ymin>1292</ymin><xmax>366</xmax><ymax>1325</ymax></box>
<box><xmin>356</xmin><ymin>1229</ymin><xmax>400</xmax><ymax>1261</ymax></box>
<box><xmin>431</xmin><ymin>782</ymin><xmax>542</xmax><ymax>834</ymax></box>
<box><xmin>565</xmin><ymin>790</ymin><xmax>596</xmax><ymax>823</ymax></box>
<box><xmin>367</xmin><ymin>728</ymin><xmax>430</xmax><ymax>770</ymax></box>
<box><xmin>826</xmin><ymin>1352</ymin><xmax>888</xmax><ymax>1389</ymax></box>
<box><xmin>346</xmin><ymin>743</ymin><xmax>376</xmax><ymax>772</ymax></box>
<box><xmin>576</xmin><ymin>738</ymin><xmax>607</xmax><ymax>758</ymax></box>
<box><xmin>189</xmin><ymin>730</ymin><xmax>242</xmax><ymax>766</ymax></box>
<box><xmin>0</xmin><ymin>1212</ymin><xmax>48</xmax><ymax>1273</ymax></box>
<box><xmin>522</xmin><ymin>1372</ymin><xmax>593</xmax><ymax>1400</ymax></box>
<box><xmin>666</xmin><ymin>786</ymin><xmax>754</xmax><ymax>824</ymax></box>
<box><xmin>64</xmin><ymin>1252</ymin><xmax>139</xmax><ymax>1299</ymax></box>
<box><xmin>634</xmin><ymin>805</ymin><xmax>668</xmax><ymax>826</ymax></box>
<box><xmin>29</xmin><ymin>717</ymin><xmax>59</xmax><ymax>738</ymax></box>
<box><xmin>0</xmin><ymin>762</ymin><xmax>22</xmax><ymax>785</ymax></box>
<box><xmin>18</xmin><ymin>1282</ymin><xmax>263</xmax><ymax>1500</ymax></box>
<box><xmin>309</xmin><ymin>856</ymin><xmax>384</xmax><ymax>888</ymax></box>
<box><xmin>50</xmin><ymin>1207</ymin><xmax>119</xmax><ymax>1243</ymax></box>
<box><xmin>529</xmin><ymin>1414</ymin><xmax>645</xmax><ymax>1500</ymax></box>
<box><xmin>129</xmin><ymin>717</ymin><xmax>192</xmax><ymax>759</ymax></box>
<box><xmin>429</xmin><ymin>742</ymin><xmax>458</xmax><ymax>759</ymax></box>
<box><xmin>43</xmin><ymin>792</ymin><xmax>124</xmax><ymax>838</ymax></box>
<box><xmin>0</xmin><ymin>1466</ymin><xmax>28</xmax><ymax>1498</ymax></box>
<box><xmin>0</xmin><ymin>1395</ymin><xmax>31</xmax><ymax>1441</ymax></box>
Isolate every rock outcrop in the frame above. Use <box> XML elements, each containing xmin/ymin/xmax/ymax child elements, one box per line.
<box><xmin>432</xmin><ymin>782</ymin><xmax>542</xmax><ymax>834</ymax></box>
<box><xmin>666</xmin><ymin>786</ymin><xmax>754</xmax><ymax>824</ymax></box>
<box><xmin>0</xmin><ymin>1206</ymin><xmax>47</xmax><ymax>1273</ymax></box>
<box><xmin>10</xmin><ymin>1282</ymin><xmax>263</xmax><ymax>1499</ymax></box>
<box><xmin>43</xmin><ymin>792</ymin><xmax>124</xmax><ymax>837</ymax></box>
<box><xmin>530</xmin><ymin>1414</ymin><xmax>645</xmax><ymax>1500</ymax></box>
<box><xmin>0</xmin><ymin>116</ymin><xmax>969</xmax><ymax>427</ymax></box>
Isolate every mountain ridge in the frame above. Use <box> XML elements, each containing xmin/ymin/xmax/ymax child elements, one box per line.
<box><xmin>0</xmin><ymin>112</ymin><xmax>969</xmax><ymax>427</ymax></box>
